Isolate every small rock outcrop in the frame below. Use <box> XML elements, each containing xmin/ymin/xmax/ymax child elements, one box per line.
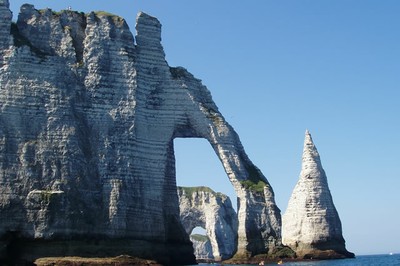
<box><xmin>0</xmin><ymin>2</ymin><xmax>281</xmax><ymax>263</ymax></box>
<box><xmin>282</xmin><ymin>130</ymin><xmax>354</xmax><ymax>259</ymax></box>
<box><xmin>178</xmin><ymin>186</ymin><xmax>238</xmax><ymax>261</ymax></box>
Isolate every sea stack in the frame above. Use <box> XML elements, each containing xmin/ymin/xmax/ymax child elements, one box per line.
<box><xmin>282</xmin><ymin>130</ymin><xmax>354</xmax><ymax>259</ymax></box>
<box><xmin>177</xmin><ymin>186</ymin><xmax>238</xmax><ymax>261</ymax></box>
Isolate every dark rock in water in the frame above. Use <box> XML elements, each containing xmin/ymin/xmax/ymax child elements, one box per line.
<box><xmin>0</xmin><ymin>1</ymin><xmax>281</xmax><ymax>263</ymax></box>
<box><xmin>34</xmin><ymin>255</ymin><xmax>162</xmax><ymax>266</ymax></box>
<box><xmin>282</xmin><ymin>130</ymin><xmax>354</xmax><ymax>259</ymax></box>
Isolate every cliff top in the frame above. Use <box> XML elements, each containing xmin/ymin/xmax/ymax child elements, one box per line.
<box><xmin>177</xmin><ymin>186</ymin><xmax>228</xmax><ymax>200</ymax></box>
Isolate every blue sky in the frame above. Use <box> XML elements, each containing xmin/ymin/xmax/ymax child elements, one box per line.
<box><xmin>10</xmin><ymin>0</ymin><xmax>400</xmax><ymax>256</ymax></box>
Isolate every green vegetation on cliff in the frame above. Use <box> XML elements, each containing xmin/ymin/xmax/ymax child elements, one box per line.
<box><xmin>178</xmin><ymin>186</ymin><xmax>214</xmax><ymax>194</ymax></box>
<box><xmin>177</xmin><ymin>186</ymin><xmax>227</xmax><ymax>199</ymax></box>
<box><xmin>239</xmin><ymin>163</ymin><xmax>270</xmax><ymax>193</ymax></box>
<box><xmin>240</xmin><ymin>180</ymin><xmax>268</xmax><ymax>193</ymax></box>
<box><xmin>170</xmin><ymin>67</ymin><xmax>187</xmax><ymax>79</ymax></box>
<box><xmin>94</xmin><ymin>11</ymin><xmax>119</xmax><ymax>17</ymax></box>
<box><xmin>94</xmin><ymin>11</ymin><xmax>125</xmax><ymax>25</ymax></box>
<box><xmin>190</xmin><ymin>234</ymin><xmax>209</xmax><ymax>242</ymax></box>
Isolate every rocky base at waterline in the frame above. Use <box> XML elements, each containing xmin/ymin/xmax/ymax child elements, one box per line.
<box><xmin>224</xmin><ymin>256</ymin><xmax>354</xmax><ymax>265</ymax></box>
<box><xmin>0</xmin><ymin>238</ymin><xmax>192</xmax><ymax>265</ymax></box>
<box><xmin>34</xmin><ymin>255</ymin><xmax>161</xmax><ymax>266</ymax></box>
<box><xmin>224</xmin><ymin>246</ymin><xmax>296</xmax><ymax>264</ymax></box>
<box><xmin>297</xmin><ymin>248</ymin><xmax>355</xmax><ymax>260</ymax></box>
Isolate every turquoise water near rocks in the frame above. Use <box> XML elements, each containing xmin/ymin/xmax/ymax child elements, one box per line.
<box><xmin>197</xmin><ymin>254</ymin><xmax>400</xmax><ymax>266</ymax></box>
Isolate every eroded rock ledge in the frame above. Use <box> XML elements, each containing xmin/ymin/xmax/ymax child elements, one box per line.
<box><xmin>0</xmin><ymin>1</ymin><xmax>281</xmax><ymax>263</ymax></box>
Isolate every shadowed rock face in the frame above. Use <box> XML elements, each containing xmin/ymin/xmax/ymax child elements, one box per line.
<box><xmin>282</xmin><ymin>130</ymin><xmax>354</xmax><ymax>259</ymax></box>
<box><xmin>178</xmin><ymin>186</ymin><xmax>238</xmax><ymax>261</ymax></box>
<box><xmin>0</xmin><ymin>0</ymin><xmax>11</xmax><ymax>54</ymax></box>
<box><xmin>0</xmin><ymin>2</ymin><xmax>281</xmax><ymax>263</ymax></box>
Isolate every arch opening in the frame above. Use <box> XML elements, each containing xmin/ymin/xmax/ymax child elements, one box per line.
<box><xmin>189</xmin><ymin>226</ymin><xmax>213</xmax><ymax>261</ymax></box>
<box><xmin>174</xmin><ymin>138</ymin><xmax>239</xmax><ymax>261</ymax></box>
<box><xmin>174</xmin><ymin>138</ymin><xmax>237</xmax><ymax>210</ymax></box>
<box><xmin>191</xmin><ymin>226</ymin><xmax>206</xmax><ymax>236</ymax></box>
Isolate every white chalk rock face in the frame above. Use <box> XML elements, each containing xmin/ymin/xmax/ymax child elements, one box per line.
<box><xmin>0</xmin><ymin>0</ymin><xmax>11</xmax><ymax>60</ymax></box>
<box><xmin>178</xmin><ymin>186</ymin><xmax>238</xmax><ymax>261</ymax></box>
<box><xmin>190</xmin><ymin>234</ymin><xmax>214</xmax><ymax>261</ymax></box>
<box><xmin>0</xmin><ymin>2</ymin><xmax>281</xmax><ymax>263</ymax></box>
<box><xmin>282</xmin><ymin>130</ymin><xmax>354</xmax><ymax>259</ymax></box>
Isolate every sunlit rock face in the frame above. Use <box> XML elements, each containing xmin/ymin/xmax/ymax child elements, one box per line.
<box><xmin>190</xmin><ymin>234</ymin><xmax>214</xmax><ymax>261</ymax></box>
<box><xmin>0</xmin><ymin>1</ymin><xmax>281</xmax><ymax>263</ymax></box>
<box><xmin>178</xmin><ymin>186</ymin><xmax>238</xmax><ymax>261</ymax></box>
<box><xmin>282</xmin><ymin>130</ymin><xmax>354</xmax><ymax>259</ymax></box>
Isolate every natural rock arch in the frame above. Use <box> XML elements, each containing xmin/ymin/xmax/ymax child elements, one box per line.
<box><xmin>177</xmin><ymin>186</ymin><xmax>238</xmax><ymax>261</ymax></box>
<box><xmin>190</xmin><ymin>229</ymin><xmax>214</xmax><ymax>261</ymax></box>
<box><xmin>0</xmin><ymin>1</ymin><xmax>281</xmax><ymax>262</ymax></box>
<box><xmin>134</xmin><ymin>12</ymin><xmax>282</xmax><ymax>257</ymax></box>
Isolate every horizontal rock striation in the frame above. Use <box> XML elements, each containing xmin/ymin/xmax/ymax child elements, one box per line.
<box><xmin>282</xmin><ymin>130</ymin><xmax>354</xmax><ymax>259</ymax></box>
<box><xmin>190</xmin><ymin>234</ymin><xmax>214</xmax><ymax>261</ymax></box>
<box><xmin>0</xmin><ymin>1</ymin><xmax>281</xmax><ymax>263</ymax></box>
<box><xmin>0</xmin><ymin>0</ymin><xmax>12</xmax><ymax>64</ymax></box>
<box><xmin>178</xmin><ymin>186</ymin><xmax>238</xmax><ymax>261</ymax></box>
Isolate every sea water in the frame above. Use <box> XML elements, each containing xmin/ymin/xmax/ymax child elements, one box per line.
<box><xmin>197</xmin><ymin>254</ymin><xmax>400</xmax><ymax>266</ymax></box>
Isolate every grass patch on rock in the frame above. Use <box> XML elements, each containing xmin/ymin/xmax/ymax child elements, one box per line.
<box><xmin>190</xmin><ymin>234</ymin><xmax>209</xmax><ymax>242</ymax></box>
<box><xmin>178</xmin><ymin>186</ymin><xmax>226</xmax><ymax>199</ymax></box>
<box><xmin>239</xmin><ymin>163</ymin><xmax>271</xmax><ymax>193</ymax></box>
<box><xmin>270</xmin><ymin>246</ymin><xmax>297</xmax><ymax>259</ymax></box>
<box><xmin>240</xmin><ymin>180</ymin><xmax>267</xmax><ymax>193</ymax></box>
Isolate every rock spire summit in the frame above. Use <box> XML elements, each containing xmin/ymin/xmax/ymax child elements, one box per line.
<box><xmin>282</xmin><ymin>130</ymin><xmax>354</xmax><ymax>259</ymax></box>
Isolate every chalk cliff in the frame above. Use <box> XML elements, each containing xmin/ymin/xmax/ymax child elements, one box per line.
<box><xmin>0</xmin><ymin>0</ymin><xmax>12</xmax><ymax>61</ymax></box>
<box><xmin>282</xmin><ymin>130</ymin><xmax>354</xmax><ymax>259</ymax></box>
<box><xmin>178</xmin><ymin>186</ymin><xmax>238</xmax><ymax>261</ymax></box>
<box><xmin>190</xmin><ymin>234</ymin><xmax>214</xmax><ymax>261</ymax></box>
<box><xmin>0</xmin><ymin>1</ymin><xmax>281</xmax><ymax>263</ymax></box>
